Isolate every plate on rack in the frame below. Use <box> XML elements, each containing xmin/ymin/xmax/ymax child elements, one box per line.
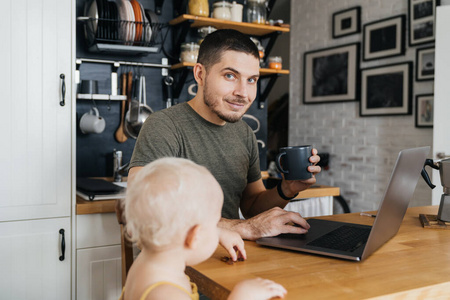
<box><xmin>97</xmin><ymin>0</ymin><xmax>104</xmax><ymax>39</ymax></box>
<box><xmin>140</xmin><ymin>2</ymin><xmax>152</xmax><ymax>46</ymax></box>
<box><xmin>110</xmin><ymin>1</ymin><xmax>118</xmax><ymax>41</ymax></box>
<box><xmin>130</xmin><ymin>0</ymin><xmax>142</xmax><ymax>45</ymax></box>
<box><xmin>84</xmin><ymin>0</ymin><xmax>98</xmax><ymax>36</ymax></box>
<box><xmin>145</xmin><ymin>9</ymin><xmax>159</xmax><ymax>44</ymax></box>
<box><xmin>125</xmin><ymin>0</ymin><xmax>135</xmax><ymax>44</ymax></box>
<box><xmin>116</xmin><ymin>0</ymin><xmax>128</xmax><ymax>42</ymax></box>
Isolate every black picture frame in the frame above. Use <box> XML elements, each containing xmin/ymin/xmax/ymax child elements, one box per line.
<box><xmin>408</xmin><ymin>0</ymin><xmax>440</xmax><ymax>46</ymax></box>
<box><xmin>360</xmin><ymin>62</ymin><xmax>412</xmax><ymax>117</ymax></box>
<box><xmin>362</xmin><ymin>15</ymin><xmax>406</xmax><ymax>61</ymax></box>
<box><xmin>303</xmin><ymin>43</ymin><xmax>360</xmax><ymax>104</ymax></box>
<box><xmin>416</xmin><ymin>46</ymin><xmax>435</xmax><ymax>81</ymax></box>
<box><xmin>415</xmin><ymin>94</ymin><xmax>434</xmax><ymax>128</ymax></box>
<box><xmin>332</xmin><ymin>6</ymin><xmax>361</xmax><ymax>38</ymax></box>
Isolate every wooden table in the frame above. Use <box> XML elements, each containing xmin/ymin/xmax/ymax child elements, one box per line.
<box><xmin>186</xmin><ymin>206</ymin><xmax>450</xmax><ymax>299</ymax></box>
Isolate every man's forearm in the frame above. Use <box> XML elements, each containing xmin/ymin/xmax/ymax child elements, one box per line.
<box><xmin>218</xmin><ymin>218</ymin><xmax>260</xmax><ymax>241</ymax></box>
<box><xmin>243</xmin><ymin>185</ymin><xmax>290</xmax><ymax>218</ymax></box>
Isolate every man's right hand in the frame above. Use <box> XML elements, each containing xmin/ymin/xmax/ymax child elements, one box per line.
<box><xmin>221</xmin><ymin>207</ymin><xmax>310</xmax><ymax>241</ymax></box>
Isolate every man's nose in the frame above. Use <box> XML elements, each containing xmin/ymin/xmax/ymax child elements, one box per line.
<box><xmin>234</xmin><ymin>80</ymin><xmax>249</xmax><ymax>98</ymax></box>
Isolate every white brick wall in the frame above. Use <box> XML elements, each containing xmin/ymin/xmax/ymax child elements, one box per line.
<box><xmin>289</xmin><ymin>0</ymin><xmax>434</xmax><ymax>212</ymax></box>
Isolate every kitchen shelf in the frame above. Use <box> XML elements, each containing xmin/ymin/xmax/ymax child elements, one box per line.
<box><xmin>169</xmin><ymin>14</ymin><xmax>289</xmax><ymax>77</ymax></box>
<box><xmin>169</xmin><ymin>14</ymin><xmax>290</xmax><ymax>36</ymax></box>
<box><xmin>87</xmin><ymin>43</ymin><xmax>159</xmax><ymax>55</ymax></box>
<box><xmin>77</xmin><ymin>94</ymin><xmax>127</xmax><ymax>101</ymax></box>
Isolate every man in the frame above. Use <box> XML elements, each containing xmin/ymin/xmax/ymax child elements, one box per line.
<box><xmin>128</xmin><ymin>29</ymin><xmax>321</xmax><ymax>240</ymax></box>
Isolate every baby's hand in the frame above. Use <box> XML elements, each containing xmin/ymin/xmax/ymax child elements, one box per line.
<box><xmin>228</xmin><ymin>278</ymin><xmax>287</xmax><ymax>300</ymax></box>
<box><xmin>218</xmin><ymin>228</ymin><xmax>247</xmax><ymax>261</ymax></box>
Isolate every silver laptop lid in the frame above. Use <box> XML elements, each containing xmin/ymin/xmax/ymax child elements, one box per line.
<box><xmin>361</xmin><ymin>146</ymin><xmax>430</xmax><ymax>260</ymax></box>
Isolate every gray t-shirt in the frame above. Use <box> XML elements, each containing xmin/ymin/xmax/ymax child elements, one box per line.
<box><xmin>129</xmin><ymin>102</ymin><xmax>261</xmax><ymax>219</ymax></box>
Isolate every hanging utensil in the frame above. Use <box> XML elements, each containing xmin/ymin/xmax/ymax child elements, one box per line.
<box><xmin>129</xmin><ymin>74</ymin><xmax>140</xmax><ymax>124</ymax></box>
<box><xmin>132</xmin><ymin>75</ymin><xmax>153</xmax><ymax>132</ymax></box>
<box><xmin>114</xmin><ymin>72</ymin><xmax>128</xmax><ymax>143</ymax></box>
<box><xmin>124</xmin><ymin>75</ymin><xmax>153</xmax><ymax>139</ymax></box>
<box><xmin>163</xmin><ymin>75</ymin><xmax>174</xmax><ymax>108</ymax></box>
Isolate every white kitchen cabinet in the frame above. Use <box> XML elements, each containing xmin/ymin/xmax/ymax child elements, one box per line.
<box><xmin>76</xmin><ymin>213</ymin><xmax>123</xmax><ymax>300</ymax></box>
<box><xmin>77</xmin><ymin>245</ymin><xmax>123</xmax><ymax>300</ymax></box>
<box><xmin>0</xmin><ymin>217</ymin><xmax>71</xmax><ymax>300</ymax></box>
<box><xmin>0</xmin><ymin>0</ymin><xmax>73</xmax><ymax>299</ymax></box>
<box><xmin>0</xmin><ymin>0</ymin><xmax>72</xmax><ymax>222</ymax></box>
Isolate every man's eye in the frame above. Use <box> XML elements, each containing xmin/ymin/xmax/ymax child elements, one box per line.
<box><xmin>248</xmin><ymin>78</ymin><xmax>258</xmax><ymax>84</ymax></box>
<box><xmin>225</xmin><ymin>73</ymin><xmax>235</xmax><ymax>79</ymax></box>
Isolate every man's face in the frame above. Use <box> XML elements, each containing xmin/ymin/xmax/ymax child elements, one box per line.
<box><xmin>202</xmin><ymin>51</ymin><xmax>260</xmax><ymax>123</ymax></box>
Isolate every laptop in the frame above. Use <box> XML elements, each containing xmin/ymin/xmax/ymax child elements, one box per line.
<box><xmin>257</xmin><ymin>146</ymin><xmax>430</xmax><ymax>261</ymax></box>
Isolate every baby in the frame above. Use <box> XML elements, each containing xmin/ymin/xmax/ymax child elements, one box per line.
<box><xmin>121</xmin><ymin>157</ymin><xmax>286</xmax><ymax>299</ymax></box>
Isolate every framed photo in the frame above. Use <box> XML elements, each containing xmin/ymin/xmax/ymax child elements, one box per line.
<box><xmin>303</xmin><ymin>43</ymin><xmax>360</xmax><ymax>104</ymax></box>
<box><xmin>332</xmin><ymin>6</ymin><xmax>361</xmax><ymax>38</ymax></box>
<box><xmin>416</xmin><ymin>46</ymin><xmax>435</xmax><ymax>81</ymax></box>
<box><xmin>415</xmin><ymin>94</ymin><xmax>434</xmax><ymax>127</ymax></box>
<box><xmin>362</xmin><ymin>15</ymin><xmax>406</xmax><ymax>61</ymax></box>
<box><xmin>360</xmin><ymin>62</ymin><xmax>412</xmax><ymax>117</ymax></box>
<box><xmin>408</xmin><ymin>0</ymin><xmax>440</xmax><ymax>46</ymax></box>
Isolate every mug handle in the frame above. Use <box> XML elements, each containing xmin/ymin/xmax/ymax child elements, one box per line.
<box><xmin>91</xmin><ymin>107</ymin><xmax>99</xmax><ymax>117</ymax></box>
<box><xmin>188</xmin><ymin>84</ymin><xmax>197</xmax><ymax>96</ymax></box>
<box><xmin>275</xmin><ymin>152</ymin><xmax>288</xmax><ymax>174</ymax></box>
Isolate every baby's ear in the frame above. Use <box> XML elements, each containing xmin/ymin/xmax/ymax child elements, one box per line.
<box><xmin>185</xmin><ymin>224</ymin><xmax>201</xmax><ymax>249</ymax></box>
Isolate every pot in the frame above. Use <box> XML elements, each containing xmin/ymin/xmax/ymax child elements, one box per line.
<box><xmin>124</xmin><ymin>75</ymin><xmax>152</xmax><ymax>139</ymax></box>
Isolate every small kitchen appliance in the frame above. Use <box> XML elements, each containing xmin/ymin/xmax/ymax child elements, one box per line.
<box><xmin>422</xmin><ymin>158</ymin><xmax>450</xmax><ymax>222</ymax></box>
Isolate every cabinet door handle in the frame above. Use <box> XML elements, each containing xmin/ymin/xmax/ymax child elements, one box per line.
<box><xmin>60</xmin><ymin>74</ymin><xmax>66</xmax><ymax>106</ymax></box>
<box><xmin>59</xmin><ymin>229</ymin><xmax>65</xmax><ymax>261</ymax></box>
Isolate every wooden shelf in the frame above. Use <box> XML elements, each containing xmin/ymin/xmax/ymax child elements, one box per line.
<box><xmin>171</xmin><ymin>62</ymin><xmax>289</xmax><ymax>75</ymax></box>
<box><xmin>169</xmin><ymin>14</ymin><xmax>290</xmax><ymax>36</ymax></box>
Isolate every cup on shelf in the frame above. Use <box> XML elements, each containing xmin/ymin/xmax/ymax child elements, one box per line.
<box><xmin>230</xmin><ymin>1</ymin><xmax>243</xmax><ymax>22</ymax></box>
<box><xmin>80</xmin><ymin>107</ymin><xmax>106</xmax><ymax>134</ymax></box>
<box><xmin>79</xmin><ymin>80</ymin><xmax>99</xmax><ymax>94</ymax></box>
<box><xmin>212</xmin><ymin>0</ymin><xmax>232</xmax><ymax>20</ymax></box>
<box><xmin>268</xmin><ymin>56</ymin><xmax>282</xmax><ymax>70</ymax></box>
<box><xmin>180</xmin><ymin>42</ymin><xmax>200</xmax><ymax>63</ymax></box>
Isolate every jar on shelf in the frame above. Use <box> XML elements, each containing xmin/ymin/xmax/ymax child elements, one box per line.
<box><xmin>188</xmin><ymin>0</ymin><xmax>209</xmax><ymax>17</ymax></box>
<box><xmin>250</xmin><ymin>37</ymin><xmax>265</xmax><ymax>63</ymax></box>
<box><xmin>230</xmin><ymin>1</ymin><xmax>243</xmax><ymax>22</ymax></box>
<box><xmin>198</xmin><ymin>26</ymin><xmax>217</xmax><ymax>44</ymax></box>
<box><xmin>180</xmin><ymin>42</ymin><xmax>200</xmax><ymax>63</ymax></box>
<box><xmin>268</xmin><ymin>56</ymin><xmax>282</xmax><ymax>70</ymax></box>
<box><xmin>247</xmin><ymin>0</ymin><xmax>267</xmax><ymax>24</ymax></box>
<box><xmin>212</xmin><ymin>1</ymin><xmax>232</xmax><ymax>20</ymax></box>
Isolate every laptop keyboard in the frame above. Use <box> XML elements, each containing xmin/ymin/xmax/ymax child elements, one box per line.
<box><xmin>307</xmin><ymin>225</ymin><xmax>371</xmax><ymax>252</ymax></box>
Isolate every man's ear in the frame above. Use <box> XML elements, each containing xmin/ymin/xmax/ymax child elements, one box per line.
<box><xmin>185</xmin><ymin>224</ymin><xmax>201</xmax><ymax>249</ymax></box>
<box><xmin>193</xmin><ymin>63</ymin><xmax>206</xmax><ymax>87</ymax></box>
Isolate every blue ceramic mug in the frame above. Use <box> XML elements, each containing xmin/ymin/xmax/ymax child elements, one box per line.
<box><xmin>275</xmin><ymin>145</ymin><xmax>313</xmax><ymax>180</ymax></box>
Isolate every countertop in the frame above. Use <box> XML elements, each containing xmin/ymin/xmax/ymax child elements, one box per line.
<box><xmin>76</xmin><ymin>183</ymin><xmax>340</xmax><ymax>215</ymax></box>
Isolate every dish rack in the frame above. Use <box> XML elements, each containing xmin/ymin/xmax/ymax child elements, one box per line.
<box><xmin>77</xmin><ymin>16</ymin><xmax>168</xmax><ymax>55</ymax></box>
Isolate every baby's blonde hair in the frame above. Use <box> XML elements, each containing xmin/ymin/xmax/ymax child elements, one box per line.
<box><xmin>124</xmin><ymin>157</ymin><xmax>223</xmax><ymax>249</ymax></box>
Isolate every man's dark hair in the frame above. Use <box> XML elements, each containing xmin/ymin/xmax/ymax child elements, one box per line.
<box><xmin>197</xmin><ymin>29</ymin><xmax>259</xmax><ymax>69</ymax></box>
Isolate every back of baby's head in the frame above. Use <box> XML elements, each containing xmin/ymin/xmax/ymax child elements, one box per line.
<box><xmin>124</xmin><ymin>157</ymin><xmax>223</xmax><ymax>249</ymax></box>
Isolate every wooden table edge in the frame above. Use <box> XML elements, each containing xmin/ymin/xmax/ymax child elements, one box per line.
<box><xmin>186</xmin><ymin>267</ymin><xmax>230</xmax><ymax>300</ymax></box>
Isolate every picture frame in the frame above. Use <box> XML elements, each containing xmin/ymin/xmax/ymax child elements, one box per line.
<box><xmin>332</xmin><ymin>6</ymin><xmax>361</xmax><ymax>38</ymax></box>
<box><xmin>303</xmin><ymin>43</ymin><xmax>360</xmax><ymax>104</ymax></box>
<box><xmin>360</xmin><ymin>62</ymin><xmax>412</xmax><ymax>117</ymax></box>
<box><xmin>408</xmin><ymin>0</ymin><xmax>440</xmax><ymax>46</ymax></box>
<box><xmin>362</xmin><ymin>15</ymin><xmax>406</xmax><ymax>61</ymax></box>
<box><xmin>416</xmin><ymin>46</ymin><xmax>435</xmax><ymax>81</ymax></box>
<box><xmin>415</xmin><ymin>94</ymin><xmax>434</xmax><ymax>127</ymax></box>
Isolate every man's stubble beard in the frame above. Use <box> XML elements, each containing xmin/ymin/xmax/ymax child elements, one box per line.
<box><xmin>202</xmin><ymin>77</ymin><xmax>251</xmax><ymax>123</ymax></box>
